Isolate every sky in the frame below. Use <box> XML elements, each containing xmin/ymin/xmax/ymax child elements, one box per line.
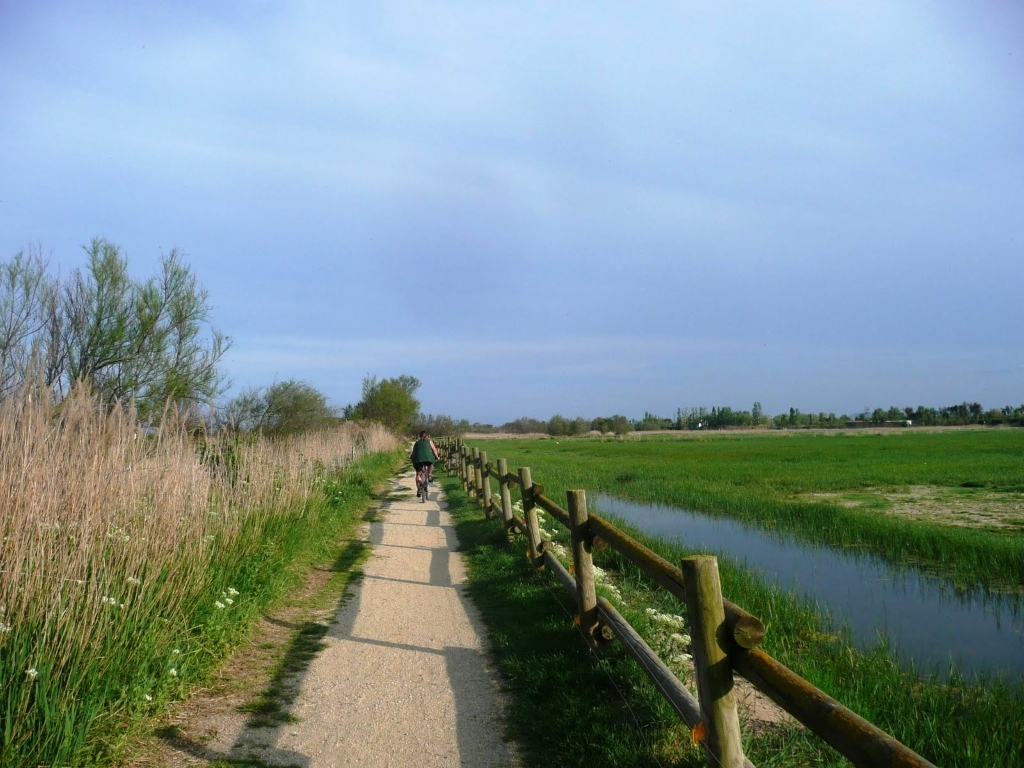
<box><xmin>1</xmin><ymin>1</ymin><xmax>1022</xmax><ymax>424</ymax></box>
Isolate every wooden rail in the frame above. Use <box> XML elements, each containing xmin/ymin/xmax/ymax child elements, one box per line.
<box><xmin>440</xmin><ymin>437</ymin><xmax>938</xmax><ymax>768</ymax></box>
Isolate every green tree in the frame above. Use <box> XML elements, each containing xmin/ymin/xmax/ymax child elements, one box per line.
<box><xmin>225</xmin><ymin>380</ymin><xmax>336</xmax><ymax>435</ymax></box>
<box><xmin>347</xmin><ymin>374</ymin><xmax>421</xmax><ymax>432</ymax></box>
<box><xmin>0</xmin><ymin>239</ymin><xmax>229</xmax><ymax>419</ymax></box>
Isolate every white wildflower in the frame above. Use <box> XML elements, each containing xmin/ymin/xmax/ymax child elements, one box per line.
<box><xmin>26</xmin><ymin>667</ymin><xmax>38</xmax><ymax>679</ymax></box>
<box><xmin>672</xmin><ymin>653</ymin><xmax>693</xmax><ymax>664</ymax></box>
<box><xmin>168</xmin><ymin>668</ymin><xmax>178</xmax><ymax>677</ymax></box>
<box><xmin>214</xmin><ymin>601</ymin><xmax>225</xmax><ymax>609</ymax></box>
<box><xmin>172</xmin><ymin>648</ymin><xmax>181</xmax><ymax>655</ymax></box>
<box><xmin>144</xmin><ymin>694</ymin><xmax>153</xmax><ymax>702</ymax></box>
<box><xmin>669</xmin><ymin>632</ymin><xmax>689</xmax><ymax>646</ymax></box>
<box><xmin>127</xmin><ymin>577</ymin><xmax>141</xmax><ymax>586</ymax></box>
<box><xmin>0</xmin><ymin>622</ymin><xmax>11</xmax><ymax>633</ymax></box>
<box><xmin>226</xmin><ymin>587</ymin><xmax>239</xmax><ymax>596</ymax></box>
<box><xmin>224</xmin><ymin>598</ymin><xmax>234</xmax><ymax>605</ymax></box>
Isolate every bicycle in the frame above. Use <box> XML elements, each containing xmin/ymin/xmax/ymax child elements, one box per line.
<box><xmin>416</xmin><ymin>465</ymin><xmax>431</xmax><ymax>502</ymax></box>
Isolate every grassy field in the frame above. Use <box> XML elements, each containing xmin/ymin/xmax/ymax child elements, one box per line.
<box><xmin>472</xmin><ymin>429</ymin><xmax>1024</xmax><ymax>591</ymax></box>
<box><xmin>457</xmin><ymin>431</ymin><xmax>1024</xmax><ymax>767</ymax></box>
<box><xmin>0</xmin><ymin>385</ymin><xmax>401</xmax><ymax>767</ymax></box>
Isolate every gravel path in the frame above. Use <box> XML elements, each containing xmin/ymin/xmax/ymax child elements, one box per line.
<box><xmin>270</xmin><ymin>471</ymin><xmax>518</xmax><ymax>767</ymax></box>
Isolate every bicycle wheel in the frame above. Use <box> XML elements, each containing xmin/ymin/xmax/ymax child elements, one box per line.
<box><xmin>420</xmin><ymin>474</ymin><xmax>427</xmax><ymax>502</ymax></box>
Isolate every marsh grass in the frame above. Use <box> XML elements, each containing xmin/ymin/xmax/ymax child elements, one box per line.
<box><xmin>482</xmin><ymin>432</ymin><xmax>1024</xmax><ymax>591</ymax></box>
<box><xmin>0</xmin><ymin>384</ymin><xmax>400</xmax><ymax>767</ymax></box>
<box><xmin>467</xmin><ymin>437</ymin><xmax>1024</xmax><ymax>767</ymax></box>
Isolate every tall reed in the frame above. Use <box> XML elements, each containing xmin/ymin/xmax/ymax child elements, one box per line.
<box><xmin>0</xmin><ymin>384</ymin><xmax>399</xmax><ymax>766</ymax></box>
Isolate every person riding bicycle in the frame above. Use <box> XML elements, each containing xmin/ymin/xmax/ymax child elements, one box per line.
<box><xmin>410</xmin><ymin>430</ymin><xmax>440</xmax><ymax>497</ymax></box>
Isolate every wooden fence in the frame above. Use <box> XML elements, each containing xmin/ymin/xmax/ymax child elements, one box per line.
<box><xmin>439</xmin><ymin>438</ymin><xmax>937</xmax><ymax>768</ymax></box>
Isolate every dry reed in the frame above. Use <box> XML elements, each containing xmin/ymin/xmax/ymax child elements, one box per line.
<box><xmin>0</xmin><ymin>383</ymin><xmax>400</xmax><ymax>764</ymax></box>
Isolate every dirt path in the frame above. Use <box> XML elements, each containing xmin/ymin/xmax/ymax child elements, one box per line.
<box><xmin>142</xmin><ymin>472</ymin><xmax>518</xmax><ymax>768</ymax></box>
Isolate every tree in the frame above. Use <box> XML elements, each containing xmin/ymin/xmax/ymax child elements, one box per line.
<box><xmin>0</xmin><ymin>239</ymin><xmax>229</xmax><ymax>420</ymax></box>
<box><xmin>547</xmin><ymin>414</ymin><xmax>570</xmax><ymax>436</ymax></box>
<box><xmin>501</xmin><ymin>416</ymin><xmax>548</xmax><ymax>434</ymax></box>
<box><xmin>224</xmin><ymin>380</ymin><xmax>336</xmax><ymax>435</ymax></box>
<box><xmin>413</xmin><ymin>413</ymin><xmax>468</xmax><ymax>437</ymax></box>
<box><xmin>0</xmin><ymin>246</ymin><xmax>56</xmax><ymax>399</ymax></box>
<box><xmin>346</xmin><ymin>374</ymin><xmax>421</xmax><ymax>432</ymax></box>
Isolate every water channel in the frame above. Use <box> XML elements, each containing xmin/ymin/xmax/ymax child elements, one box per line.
<box><xmin>594</xmin><ymin>494</ymin><xmax>1024</xmax><ymax>682</ymax></box>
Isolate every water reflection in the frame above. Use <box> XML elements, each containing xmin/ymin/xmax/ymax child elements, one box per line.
<box><xmin>594</xmin><ymin>494</ymin><xmax>1024</xmax><ymax>681</ymax></box>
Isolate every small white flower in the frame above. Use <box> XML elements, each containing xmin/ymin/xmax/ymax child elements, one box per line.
<box><xmin>0</xmin><ymin>623</ymin><xmax>10</xmax><ymax>633</ymax></box>
<box><xmin>214</xmin><ymin>601</ymin><xmax>225</xmax><ymax>609</ymax></box>
<box><xmin>127</xmin><ymin>576</ymin><xmax>141</xmax><ymax>586</ymax></box>
<box><xmin>144</xmin><ymin>694</ymin><xmax>153</xmax><ymax>701</ymax></box>
<box><xmin>224</xmin><ymin>598</ymin><xmax>234</xmax><ymax>605</ymax></box>
<box><xmin>172</xmin><ymin>648</ymin><xmax>181</xmax><ymax>655</ymax></box>
<box><xmin>168</xmin><ymin>668</ymin><xmax>178</xmax><ymax>677</ymax></box>
<box><xmin>26</xmin><ymin>667</ymin><xmax>38</xmax><ymax>679</ymax></box>
<box><xmin>226</xmin><ymin>587</ymin><xmax>239</xmax><ymax>596</ymax></box>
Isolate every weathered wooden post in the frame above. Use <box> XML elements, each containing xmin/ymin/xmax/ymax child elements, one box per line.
<box><xmin>471</xmin><ymin>447</ymin><xmax>482</xmax><ymax>505</ymax></box>
<box><xmin>480</xmin><ymin>451</ymin><xmax>493</xmax><ymax>519</ymax></box>
<box><xmin>460</xmin><ymin>445</ymin><xmax>469</xmax><ymax>491</ymax></box>
<box><xmin>681</xmin><ymin>556</ymin><xmax>745</xmax><ymax>768</ymax></box>
<box><xmin>518</xmin><ymin>467</ymin><xmax>543</xmax><ymax>567</ymax></box>
<box><xmin>567</xmin><ymin>490</ymin><xmax>599</xmax><ymax>646</ymax></box>
<box><xmin>497</xmin><ymin>458</ymin><xmax>514</xmax><ymax>540</ymax></box>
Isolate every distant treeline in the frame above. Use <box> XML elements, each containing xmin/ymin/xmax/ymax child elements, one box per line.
<box><xmin>452</xmin><ymin>401</ymin><xmax>1024</xmax><ymax>437</ymax></box>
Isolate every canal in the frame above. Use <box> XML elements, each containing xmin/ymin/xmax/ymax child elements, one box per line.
<box><xmin>594</xmin><ymin>493</ymin><xmax>1024</xmax><ymax>681</ymax></box>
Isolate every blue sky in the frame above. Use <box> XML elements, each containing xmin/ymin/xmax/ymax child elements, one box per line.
<box><xmin>2</xmin><ymin>2</ymin><xmax>1022</xmax><ymax>423</ymax></box>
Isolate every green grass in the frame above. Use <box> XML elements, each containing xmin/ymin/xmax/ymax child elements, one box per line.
<box><xmin>449</xmin><ymin>434</ymin><xmax>1024</xmax><ymax>767</ymax></box>
<box><xmin>443</xmin><ymin>477</ymin><xmax>846</xmax><ymax>767</ymax></box>
<box><xmin>0</xmin><ymin>451</ymin><xmax>399</xmax><ymax>768</ymax></box>
<box><xmin>473</xmin><ymin>431</ymin><xmax>1024</xmax><ymax>591</ymax></box>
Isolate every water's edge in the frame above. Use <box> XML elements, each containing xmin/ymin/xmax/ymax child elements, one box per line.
<box><xmin>594</xmin><ymin>493</ymin><xmax>1024</xmax><ymax>681</ymax></box>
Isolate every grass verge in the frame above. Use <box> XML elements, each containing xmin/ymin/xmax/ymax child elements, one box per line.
<box><xmin>443</xmin><ymin>476</ymin><xmax>841</xmax><ymax>767</ymax></box>
<box><xmin>444</xmin><ymin>466</ymin><xmax>1024</xmax><ymax>767</ymax></box>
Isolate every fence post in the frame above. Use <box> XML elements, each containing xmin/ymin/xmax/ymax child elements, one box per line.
<box><xmin>471</xmin><ymin>447</ymin><xmax>482</xmax><ymax>505</ymax></box>
<box><xmin>497</xmin><ymin>458</ymin><xmax>514</xmax><ymax>540</ymax></box>
<box><xmin>518</xmin><ymin>467</ymin><xmax>543</xmax><ymax>567</ymax></box>
<box><xmin>460</xmin><ymin>445</ymin><xmax>469</xmax><ymax>491</ymax></box>
<box><xmin>567</xmin><ymin>490</ymin><xmax>599</xmax><ymax>647</ymax></box>
<box><xmin>680</xmin><ymin>556</ymin><xmax>745</xmax><ymax>768</ymax></box>
<box><xmin>480</xmin><ymin>451</ymin><xmax>493</xmax><ymax>519</ymax></box>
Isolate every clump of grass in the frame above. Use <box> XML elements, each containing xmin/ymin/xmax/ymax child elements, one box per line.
<box><xmin>0</xmin><ymin>383</ymin><xmax>400</xmax><ymax>767</ymax></box>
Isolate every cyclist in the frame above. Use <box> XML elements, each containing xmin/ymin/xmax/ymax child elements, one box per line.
<box><xmin>410</xmin><ymin>430</ymin><xmax>440</xmax><ymax>498</ymax></box>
